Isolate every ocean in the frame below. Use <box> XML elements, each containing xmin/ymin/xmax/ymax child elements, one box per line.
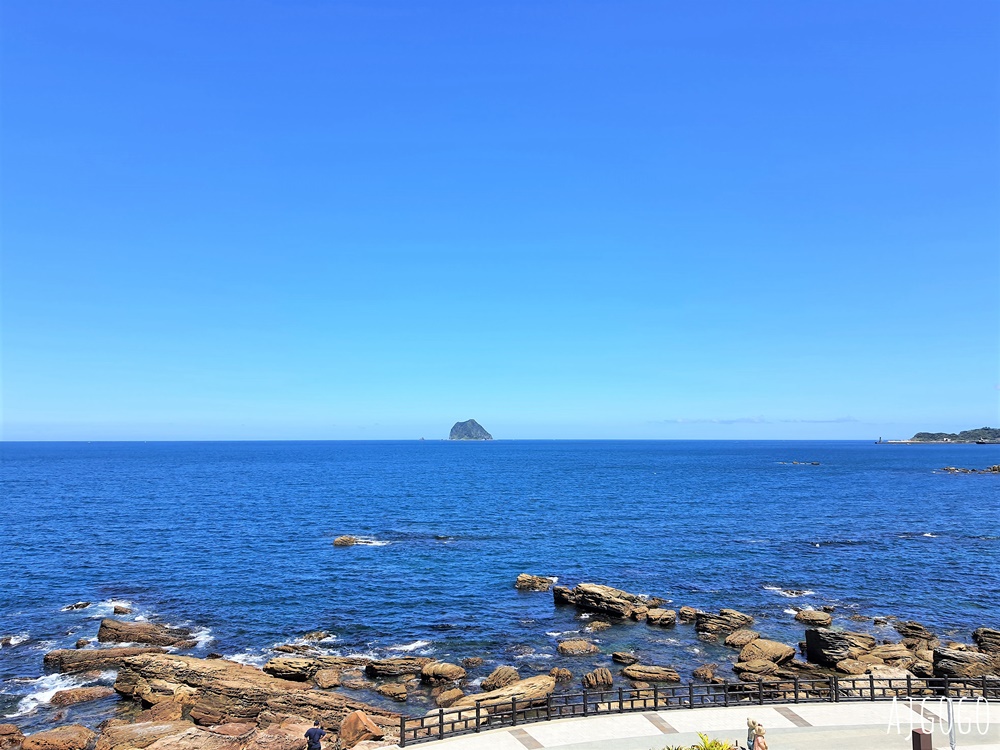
<box><xmin>2</xmin><ymin>440</ymin><xmax>998</xmax><ymax>730</ymax></box>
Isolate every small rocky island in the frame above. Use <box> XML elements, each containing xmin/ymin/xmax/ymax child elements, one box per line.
<box><xmin>909</xmin><ymin>426</ymin><xmax>1000</xmax><ymax>443</ymax></box>
<box><xmin>449</xmin><ymin>419</ymin><xmax>493</xmax><ymax>440</ymax></box>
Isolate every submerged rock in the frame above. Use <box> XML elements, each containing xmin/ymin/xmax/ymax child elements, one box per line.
<box><xmin>333</xmin><ymin>536</ymin><xmax>358</xmax><ymax>547</ymax></box>
<box><xmin>557</xmin><ymin>639</ymin><xmax>598</xmax><ymax>656</ymax></box>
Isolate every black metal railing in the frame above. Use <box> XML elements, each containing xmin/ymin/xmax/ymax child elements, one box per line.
<box><xmin>396</xmin><ymin>675</ymin><xmax>1000</xmax><ymax>746</ymax></box>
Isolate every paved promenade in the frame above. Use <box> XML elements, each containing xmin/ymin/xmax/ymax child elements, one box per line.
<box><xmin>389</xmin><ymin>699</ymin><xmax>1000</xmax><ymax>750</ymax></box>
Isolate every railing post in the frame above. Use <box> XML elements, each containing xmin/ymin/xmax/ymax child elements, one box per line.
<box><xmin>723</xmin><ymin>680</ymin><xmax>729</xmax><ymax>707</ymax></box>
<box><xmin>546</xmin><ymin>694</ymin><xmax>552</xmax><ymax>721</ymax></box>
<box><xmin>794</xmin><ymin>676</ymin><xmax>800</xmax><ymax>703</ymax></box>
<box><xmin>583</xmin><ymin>688</ymin><xmax>588</xmax><ymax>716</ymax></box>
<box><xmin>833</xmin><ymin>675</ymin><xmax>840</xmax><ymax>702</ymax></box>
<box><xmin>944</xmin><ymin>677</ymin><xmax>950</xmax><ymax>698</ymax></box>
<box><xmin>653</xmin><ymin>685</ymin><xmax>659</xmax><ymax>710</ymax></box>
<box><xmin>398</xmin><ymin>713</ymin><xmax>406</xmax><ymax>747</ymax></box>
<box><xmin>758</xmin><ymin>678</ymin><xmax>764</xmax><ymax>705</ymax></box>
<box><xmin>438</xmin><ymin>708</ymin><xmax>445</xmax><ymax>739</ymax></box>
<box><xmin>688</xmin><ymin>682</ymin><xmax>695</xmax><ymax>708</ymax></box>
<box><xmin>511</xmin><ymin>698</ymin><xmax>517</xmax><ymax>726</ymax></box>
<box><xmin>983</xmin><ymin>675</ymin><xmax>988</xmax><ymax>699</ymax></box>
<box><xmin>475</xmin><ymin>701</ymin><xmax>481</xmax><ymax>733</ymax></box>
<box><xmin>869</xmin><ymin>673</ymin><xmax>876</xmax><ymax>701</ymax></box>
<box><xmin>618</xmin><ymin>687</ymin><xmax>624</xmax><ymax>713</ymax></box>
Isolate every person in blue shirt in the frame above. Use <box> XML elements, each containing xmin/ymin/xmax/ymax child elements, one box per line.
<box><xmin>304</xmin><ymin>720</ymin><xmax>326</xmax><ymax>750</ymax></box>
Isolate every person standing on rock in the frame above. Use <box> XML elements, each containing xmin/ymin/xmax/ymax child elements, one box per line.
<box><xmin>305</xmin><ymin>720</ymin><xmax>326</xmax><ymax>750</ymax></box>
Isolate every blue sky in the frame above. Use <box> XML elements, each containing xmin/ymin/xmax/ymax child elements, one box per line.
<box><xmin>2</xmin><ymin>1</ymin><xmax>998</xmax><ymax>440</ymax></box>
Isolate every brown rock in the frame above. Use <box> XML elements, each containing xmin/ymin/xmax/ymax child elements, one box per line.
<box><xmin>341</xmin><ymin>680</ymin><xmax>373</xmax><ymax>691</ymax></box>
<box><xmin>98</xmin><ymin>620</ymin><xmax>192</xmax><ymax>647</ymax></box>
<box><xmin>548</xmin><ymin>668</ymin><xmax>572</xmax><ymax>682</ymax></box>
<box><xmin>113</xmin><ymin>607</ymin><xmax>133</xmax><ymax>616</ymax></box>
<box><xmin>128</xmin><ymin>726</ymin><xmax>239</xmax><ymax>750</ymax></box>
<box><xmin>692</xmin><ymin>664</ymin><xmax>717</xmax><ymax>681</ymax></box>
<box><xmin>933</xmin><ymin>647</ymin><xmax>999</xmax><ymax>678</ymax></box>
<box><xmin>452</xmin><ymin>675</ymin><xmax>555</xmax><ymax>709</ymax></box>
<box><xmin>481</xmin><ymin>666</ymin><xmax>519</xmax><ymax>692</ymax></box>
<box><xmin>0</xmin><ymin>725</ymin><xmax>25</xmax><ymax>750</ymax></box>
<box><xmin>460</xmin><ymin>658</ymin><xmax>483</xmax><ymax>669</ymax></box>
<box><xmin>869</xmin><ymin>644</ymin><xmax>911</xmax><ymax>661</ymax></box>
<box><xmin>373</xmin><ymin>684</ymin><xmax>406</xmax><ymax>702</ymax></box>
<box><xmin>621</xmin><ymin>665</ymin><xmax>680</xmax><ymax>682</ymax></box>
<box><xmin>586</xmin><ymin>621</ymin><xmax>611</xmax><ymax>633</ymax></box>
<box><xmin>795</xmin><ymin>610</ymin><xmax>832</xmax><ymax>627</ymax></box>
<box><xmin>678</xmin><ymin>606</ymin><xmax>700</xmax><ymax>623</ymax></box>
<box><xmin>22</xmin><ymin>726</ymin><xmax>96</xmax><ymax>750</ymax></box>
<box><xmin>114</xmin><ymin>653</ymin><xmax>398</xmax><ymax>733</ymax></box>
<box><xmin>338</xmin><ymin>711</ymin><xmax>384</xmax><ymax>749</ymax></box>
<box><xmin>645</xmin><ymin>609</ymin><xmax>677</xmax><ymax>627</ymax></box>
<box><xmin>45</xmin><ymin>647</ymin><xmax>166</xmax><ymax>673</ymax></box>
<box><xmin>62</xmin><ymin>603</ymin><xmax>92</xmax><ymax>611</ymax></box>
<box><xmin>973</xmin><ymin>628</ymin><xmax>1000</xmax><ymax>654</ymax></box>
<box><xmin>912</xmin><ymin>661</ymin><xmax>934</xmax><ymax>678</ymax></box>
<box><xmin>724</xmin><ymin>630</ymin><xmax>760</xmax><ymax>649</ymax></box>
<box><xmin>95</xmin><ymin>721</ymin><xmax>195</xmax><ymax>750</ymax></box>
<box><xmin>135</xmin><ymin>702</ymin><xmax>186</xmax><ymax>723</ymax></box>
<box><xmin>804</xmin><ymin>629</ymin><xmax>877</xmax><ymax>666</ymax></box>
<box><xmin>695</xmin><ymin>609</ymin><xmax>754</xmax><ymax>639</ymax></box>
<box><xmin>733</xmin><ymin>660</ymin><xmax>780</xmax><ymax>677</ymax></box>
<box><xmin>75</xmin><ymin>640</ymin><xmax>91</xmax><ymax>650</ymax></box>
<box><xmin>611</xmin><ymin>652</ymin><xmax>638</xmax><ymax>665</ymax></box>
<box><xmin>242</xmin><ymin>717</ymin><xmax>311</xmax><ymax>750</ymax></box>
<box><xmin>50</xmin><ymin>686</ymin><xmax>116</xmax><ymax>706</ymax></box>
<box><xmin>857</xmin><ymin>654</ymin><xmax>885</xmax><ymax>665</ymax></box>
<box><xmin>835</xmin><ymin>658</ymin><xmax>869</xmax><ymax>675</ymax></box>
<box><xmin>895</xmin><ymin>621</ymin><xmax>935</xmax><ymax>640</ymax></box>
<box><xmin>739</xmin><ymin>639</ymin><xmax>795</xmax><ymax>665</ymax></box>
<box><xmin>332</xmin><ymin>536</ymin><xmax>357</xmax><ymax>547</ymax></box>
<box><xmin>264</xmin><ymin>657</ymin><xmax>370</xmax><ymax>681</ymax></box>
<box><xmin>313</xmin><ymin>670</ymin><xmax>341</xmax><ymax>689</ymax></box>
<box><xmin>581</xmin><ymin>668</ymin><xmax>613</xmax><ymax>690</ymax></box>
<box><xmin>551</xmin><ymin>583</ymin><xmax>653</xmax><ymax>619</ymax></box>
<box><xmin>420</xmin><ymin>662</ymin><xmax>465</xmax><ymax>684</ymax></box>
<box><xmin>556</xmin><ymin>640</ymin><xmax>598</xmax><ymax>656</ymax></box>
<box><xmin>514</xmin><ymin>574</ymin><xmax>555</xmax><ymax>592</ymax></box>
<box><xmin>435</xmin><ymin>689</ymin><xmax>464</xmax><ymax>708</ymax></box>
<box><xmin>364</xmin><ymin>658</ymin><xmax>432</xmax><ymax>678</ymax></box>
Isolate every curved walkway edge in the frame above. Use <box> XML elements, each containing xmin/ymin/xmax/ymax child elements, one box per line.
<box><xmin>387</xmin><ymin>699</ymin><xmax>1000</xmax><ymax>750</ymax></box>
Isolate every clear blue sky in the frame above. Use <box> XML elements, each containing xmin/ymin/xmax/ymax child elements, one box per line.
<box><xmin>2</xmin><ymin>1</ymin><xmax>998</xmax><ymax>440</ymax></box>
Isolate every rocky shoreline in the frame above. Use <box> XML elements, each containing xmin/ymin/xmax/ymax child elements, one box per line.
<box><xmin>4</xmin><ymin>582</ymin><xmax>999</xmax><ymax>750</ymax></box>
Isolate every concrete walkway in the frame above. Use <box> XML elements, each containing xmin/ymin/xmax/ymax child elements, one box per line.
<box><xmin>389</xmin><ymin>699</ymin><xmax>1000</xmax><ymax>749</ymax></box>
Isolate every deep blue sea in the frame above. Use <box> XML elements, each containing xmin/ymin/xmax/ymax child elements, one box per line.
<box><xmin>2</xmin><ymin>440</ymin><xmax>998</xmax><ymax>730</ymax></box>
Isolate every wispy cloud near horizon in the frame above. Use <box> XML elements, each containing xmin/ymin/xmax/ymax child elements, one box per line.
<box><xmin>655</xmin><ymin>416</ymin><xmax>862</xmax><ymax>425</ymax></box>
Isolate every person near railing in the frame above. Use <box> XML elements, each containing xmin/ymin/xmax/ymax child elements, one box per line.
<box><xmin>746</xmin><ymin>718</ymin><xmax>759</xmax><ymax>749</ymax></box>
<box><xmin>753</xmin><ymin>724</ymin><xmax>768</xmax><ymax>750</ymax></box>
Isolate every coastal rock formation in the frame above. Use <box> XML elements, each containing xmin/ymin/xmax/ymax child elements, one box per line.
<box><xmin>452</xmin><ymin>675</ymin><xmax>555</xmax><ymax>709</ymax></box>
<box><xmin>332</xmin><ymin>536</ymin><xmax>358</xmax><ymax>547</ymax></box>
<box><xmin>739</xmin><ymin>639</ymin><xmax>795</xmax><ymax>665</ymax></box>
<box><xmin>374</xmin><ymin>684</ymin><xmax>406</xmax><ymax>702</ymax></box>
<box><xmin>724</xmin><ymin>630</ymin><xmax>760</xmax><ymax>649</ymax></box>
<box><xmin>692</xmin><ymin>664</ymin><xmax>717</xmax><ymax>681</ymax></box>
<box><xmin>557</xmin><ymin>640</ymin><xmax>598</xmax><ymax>656</ymax></box>
<box><xmin>804</xmin><ymin>629</ymin><xmax>876</xmax><ymax>666</ymax></box>
<box><xmin>50</xmin><ymin>686</ymin><xmax>116</xmax><ymax>706</ymax></box>
<box><xmin>794</xmin><ymin>610</ymin><xmax>832</xmax><ymax>627</ymax></box>
<box><xmin>514</xmin><ymin>574</ymin><xmax>555</xmax><ymax>592</ymax></box>
<box><xmin>364</xmin><ymin>657</ymin><xmax>433</xmax><ymax>677</ymax></box>
<box><xmin>98</xmin><ymin>619</ymin><xmax>194</xmax><ymax>647</ymax></box>
<box><xmin>548</xmin><ymin>668</ymin><xmax>572</xmax><ymax>682</ymax></box>
<box><xmin>553</xmin><ymin>583</ymin><xmax>660</xmax><ymax>619</ymax></box>
<box><xmin>621</xmin><ymin>665</ymin><xmax>680</xmax><ymax>683</ymax></box>
<box><xmin>420</xmin><ymin>662</ymin><xmax>466</xmax><ymax>684</ymax></box>
<box><xmin>835</xmin><ymin>658</ymin><xmax>869</xmax><ymax>675</ymax></box>
<box><xmin>895</xmin><ymin>621</ymin><xmax>935</xmax><ymax>640</ymax></box>
<box><xmin>338</xmin><ymin>712</ymin><xmax>383</xmax><ymax>749</ymax></box>
<box><xmin>264</xmin><ymin>656</ymin><xmax>371</xmax><ymax>681</ymax></box>
<box><xmin>448</xmin><ymin>420</ymin><xmax>492</xmax><ymax>440</ymax></box>
<box><xmin>313</xmin><ymin>670</ymin><xmax>341</xmax><ymax>689</ymax></box>
<box><xmin>586</xmin><ymin>621</ymin><xmax>611</xmax><ymax>633</ymax></box>
<box><xmin>678</xmin><ymin>606</ymin><xmax>700</xmax><ymax>623</ymax></box>
<box><xmin>582</xmin><ymin>668</ymin><xmax>613</xmax><ymax>690</ymax></box>
<box><xmin>94</xmin><ymin>721</ymin><xmax>195</xmax><ymax>750</ymax></box>
<box><xmin>869</xmin><ymin>644</ymin><xmax>911</xmax><ymax>662</ymax></box>
<box><xmin>21</xmin><ymin>726</ymin><xmax>96</xmax><ymax>750</ymax></box>
<box><xmin>611</xmin><ymin>652</ymin><xmax>638</xmax><ymax>665</ymax></box>
<box><xmin>44</xmin><ymin>647</ymin><xmax>166</xmax><ymax>673</ymax></box>
<box><xmin>933</xmin><ymin>647</ymin><xmax>999</xmax><ymax>678</ymax></box>
<box><xmin>436</xmin><ymin>688</ymin><xmax>464</xmax><ymax>708</ymax></box>
<box><xmin>645</xmin><ymin>609</ymin><xmax>677</xmax><ymax>627</ymax></box>
<box><xmin>973</xmin><ymin>628</ymin><xmax>1000</xmax><ymax>654</ymax></box>
<box><xmin>0</xmin><ymin>725</ymin><xmax>25</xmax><ymax>750</ymax></box>
<box><xmin>480</xmin><ymin>666</ymin><xmax>519</xmax><ymax>691</ymax></box>
<box><xmin>695</xmin><ymin>609</ymin><xmax>754</xmax><ymax>639</ymax></box>
<box><xmin>114</xmin><ymin>653</ymin><xmax>399</xmax><ymax>731</ymax></box>
<box><xmin>733</xmin><ymin>660</ymin><xmax>780</xmax><ymax>679</ymax></box>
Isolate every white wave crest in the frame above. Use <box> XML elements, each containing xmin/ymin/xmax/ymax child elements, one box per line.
<box><xmin>353</xmin><ymin>538</ymin><xmax>390</xmax><ymax>547</ymax></box>
<box><xmin>4</xmin><ymin>673</ymin><xmax>85</xmax><ymax>718</ymax></box>
<box><xmin>515</xmin><ymin>653</ymin><xmax>553</xmax><ymax>660</ymax></box>
<box><xmin>763</xmin><ymin>586</ymin><xmax>815</xmax><ymax>597</ymax></box>
<box><xmin>388</xmin><ymin>640</ymin><xmax>431</xmax><ymax>653</ymax></box>
<box><xmin>224</xmin><ymin>651</ymin><xmax>267</xmax><ymax>667</ymax></box>
<box><xmin>783</xmin><ymin>608</ymin><xmax>797</xmax><ymax>615</ymax></box>
<box><xmin>0</xmin><ymin>632</ymin><xmax>29</xmax><ymax>649</ymax></box>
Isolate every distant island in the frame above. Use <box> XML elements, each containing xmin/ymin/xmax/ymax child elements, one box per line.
<box><xmin>449</xmin><ymin>419</ymin><xmax>493</xmax><ymax>440</ymax></box>
<box><xmin>906</xmin><ymin>426</ymin><xmax>1000</xmax><ymax>444</ymax></box>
